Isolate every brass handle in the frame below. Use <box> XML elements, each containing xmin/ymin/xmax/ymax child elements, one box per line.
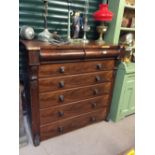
<box><xmin>59</xmin><ymin>66</ymin><xmax>65</xmax><ymax>73</ymax></box>
<box><xmin>59</xmin><ymin>95</ymin><xmax>64</xmax><ymax>102</ymax></box>
<box><xmin>59</xmin><ymin>81</ymin><xmax>65</xmax><ymax>88</ymax></box>
<box><xmin>96</xmin><ymin>64</ymin><xmax>102</xmax><ymax>70</ymax></box>
<box><xmin>93</xmin><ymin>89</ymin><xmax>99</xmax><ymax>95</ymax></box>
<box><xmin>91</xmin><ymin>102</ymin><xmax>97</xmax><ymax>108</ymax></box>
<box><xmin>90</xmin><ymin>117</ymin><xmax>96</xmax><ymax>122</ymax></box>
<box><xmin>95</xmin><ymin>76</ymin><xmax>101</xmax><ymax>82</ymax></box>
<box><xmin>57</xmin><ymin>126</ymin><xmax>64</xmax><ymax>133</ymax></box>
<box><xmin>58</xmin><ymin>111</ymin><xmax>64</xmax><ymax>117</ymax></box>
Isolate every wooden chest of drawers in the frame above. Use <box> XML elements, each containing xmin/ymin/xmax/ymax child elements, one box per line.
<box><xmin>20</xmin><ymin>40</ymin><xmax>122</xmax><ymax>146</ymax></box>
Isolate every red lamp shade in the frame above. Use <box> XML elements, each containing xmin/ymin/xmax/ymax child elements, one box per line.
<box><xmin>93</xmin><ymin>4</ymin><xmax>113</xmax><ymax>21</ymax></box>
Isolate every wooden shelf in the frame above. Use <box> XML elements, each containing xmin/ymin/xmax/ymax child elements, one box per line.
<box><xmin>125</xmin><ymin>4</ymin><xmax>135</xmax><ymax>9</ymax></box>
<box><xmin>121</xmin><ymin>27</ymin><xmax>135</xmax><ymax>32</ymax></box>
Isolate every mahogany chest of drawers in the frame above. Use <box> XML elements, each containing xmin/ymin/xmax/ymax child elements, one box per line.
<box><xmin>20</xmin><ymin>40</ymin><xmax>122</xmax><ymax>146</ymax></box>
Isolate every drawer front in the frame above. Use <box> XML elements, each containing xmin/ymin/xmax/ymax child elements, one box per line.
<box><xmin>40</xmin><ymin>95</ymin><xmax>109</xmax><ymax>125</ymax></box>
<box><xmin>40</xmin><ymin>109</ymin><xmax>107</xmax><ymax>140</ymax></box>
<box><xmin>39</xmin><ymin>71</ymin><xmax>114</xmax><ymax>93</ymax></box>
<box><xmin>39</xmin><ymin>60</ymin><xmax>115</xmax><ymax>78</ymax></box>
<box><xmin>39</xmin><ymin>83</ymin><xmax>112</xmax><ymax>109</ymax></box>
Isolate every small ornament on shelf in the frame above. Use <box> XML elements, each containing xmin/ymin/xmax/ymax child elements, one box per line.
<box><xmin>121</xmin><ymin>17</ymin><xmax>130</xmax><ymax>27</ymax></box>
<box><xmin>125</xmin><ymin>0</ymin><xmax>135</xmax><ymax>6</ymax></box>
<box><xmin>120</xmin><ymin>33</ymin><xmax>135</xmax><ymax>63</ymax></box>
<box><xmin>130</xmin><ymin>17</ymin><xmax>135</xmax><ymax>28</ymax></box>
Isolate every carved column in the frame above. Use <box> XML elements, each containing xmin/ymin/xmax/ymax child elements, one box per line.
<box><xmin>29</xmin><ymin>65</ymin><xmax>40</xmax><ymax>146</ymax></box>
<box><xmin>26</xmin><ymin>49</ymin><xmax>40</xmax><ymax>146</ymax></box>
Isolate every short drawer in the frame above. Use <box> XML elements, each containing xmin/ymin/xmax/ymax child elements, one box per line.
<box><xmin>39</xmin><ymin>60</ymin><xmax>115</xmax><ymax>78</ymax></box>
<box><xmin>40</xmin><ymin>109</ymin><xmax>107</xmax><ymax>141</ymax></box>
<box><xmin>39</xmin><ymin>71</ymin><xmax>114</xmax><ymax>93</ymax></box>
<box><xmin>40</xmin><ymin>95</ymin><xmax>109</xmax><ymax>125</ymax></box>
<box><xmin>39</xmin><ymin>83</ymin><xmax>112</xmax><ymax>109</ymax></box>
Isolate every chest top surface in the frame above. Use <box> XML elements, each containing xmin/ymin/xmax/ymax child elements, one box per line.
<box><xmin>20</xmin><ymin>40</ymin><xmax>122</xmax><ymax>65</ymax></box>
<box><xmin>20</xmin><ymin>40</ymin><xmax>120</xmax><ymax>51</ymax></box>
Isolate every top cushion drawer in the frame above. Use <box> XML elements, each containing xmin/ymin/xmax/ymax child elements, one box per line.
<box><xmin>39</xmin><ymin>60</ymin><xmax>115</xmax><ymax>78</ymax></box>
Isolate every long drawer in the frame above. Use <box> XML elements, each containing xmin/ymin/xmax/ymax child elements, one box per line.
<box><xmin>39</xmin><ymin>83</ymin><xmax>112</xmax><ymax>109</ymax></box>
<box><xmin>40</xmin><ymin>95</ymin><xmax>109</xmax><ymax>125</ymax></box>
<box><xmin>40</xmin><ymin>109</ymin><xmax>107</xmax><ymax>140</ymax></box>
<box><xmin>39</xmin><ymin>71</ymin><xmax>113</xmax><ymax>93</ymax></box>
<box><xmin>39</xmin><ymin>60</ymin><xmax>115</xmax><ymax>78</ymax></box>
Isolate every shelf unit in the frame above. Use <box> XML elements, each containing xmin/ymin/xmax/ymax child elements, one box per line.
<box><xmin>105</xmin><ymin>0</ymin><xmax>135</xmax><ymax>44</ymax></box>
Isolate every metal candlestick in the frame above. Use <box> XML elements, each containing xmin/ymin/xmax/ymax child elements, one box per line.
<box><xmin>67</xmin><ymin>0</ymin><xmax>72</xmax><ymax>41</ymax></box>
<box><xmin>82</xmin><ymin>0</ymin><xmax>90</xmax><ymax>43</ymax></box>
<box><xmin>38</xmin><ymin>0</ymin><xmax>53</xmax><ymax>42</ymax></box>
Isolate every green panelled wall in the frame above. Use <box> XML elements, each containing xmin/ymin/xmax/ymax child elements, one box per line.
<box><xmin>19</xmin><ymin>0</ymin><xmax>102</xmax><ymax>39</ymax></box>
<box><xmin>19</xmin><ymin>0</ymin><xmax>102</xmax><ymax>79</ymax></box>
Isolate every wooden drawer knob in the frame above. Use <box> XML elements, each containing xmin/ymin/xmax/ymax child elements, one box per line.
<box><xmin>59</xmin><ymin>81</ymin><xmax>65</xmax><ymax>88</ymax></box>
<box><xmin>59</xmin><ymin>95</ymin><xmax>64</xmax><ymax>102</ymax></box>
<box><xmin>59</xmin><ymin>66</ymin><xmax>65</xmax><ymax>73</ymax></box>
<box><xmin>58</xmin><ymin>111</ymin><xmax>64</xmax><ymax>117</ymax></box>
<box><xmin>93</xmin><ymin>89</ymin><xmax>99</xmax><ymax>95</ymax></box>
<box><xmin>57</xmin><ymin>126</ymin><xmax>64</xmax><ymax>133</ymax></box>
<box><xmin>96</xmin><ymin>64</ymin><xmax>102</xmax><ymax>70</ymax></box>
<box><xmin>95</xmin><ymin>76</ymin><xmax>101</xmax><ymax>82</ymax></box>
<box><xmin>90</xmin><ymin>117</ymin><xmax>96</xmax><ymax>122</ymax></box>
<box><xmin>91</xmin><ymin>102</ymin><xmax>97</xmax><ymax>108</ymax></box>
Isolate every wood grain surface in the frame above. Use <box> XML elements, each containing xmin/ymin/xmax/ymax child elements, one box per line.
<box><xmin>40</xmin><ymin>95</ymin><xmax>109</xmax><ymax>125</ymax></box>
<box><xmin>40</xmin><ymin>109</ymin><xmax>107</xmax><ymax>140</ymax></box>
<box><xmin>39</xmin><ymin>60</ymin><xmax>115</xmax><ymax>78</ymax></box>
<box><xmin>39</xmin><ymin>83</ymin><xmax>112</xmax><ymax>109</ymax></box>
<box><xmin>39</xmin><ymin>71</ymin><xmax>113</xmax><ymax>93</ymax></box>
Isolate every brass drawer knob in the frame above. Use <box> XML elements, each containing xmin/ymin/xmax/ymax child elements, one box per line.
<box><xmin>59</xmin><ymin>66</ymin><xmax>65</xmax><ymax>73</ymax></box>
<box><xmin>93</xmin><ymin>89</ymin><xmax>99</xmax><ymax>95</ymax></box>
<box><xmin>59</xmin><ymin>95</ymin><xmax>64</xmax><ymax>102</ymax></box>
<box><xmin>90</xmin><ymin>117</ymin><xmax>96</xmax><ymax>122</ymax></box>
<box><xmin>57</xmin><ymin>126</ymin><xmax>64</xmax><ymax>133</ymax></box>
<box><xmin>95</xmin><ymin>76</ymin><xmax>101</xmax><ymax>82</ymax></box>
<box><xmin>91</xmin><ymin>102</ymin><xmax>97</xmax><ymax>108</ymax></box>
<box><xmin>58</xmin><ymin>111</ymin><xmax>64</xmax><ymax>117</ymax></box>
<box><xmin>59</xmin><ymin>81</ymin><xmax>65</xmax><ymax>88</ymax></box>
<box><xmin>96</xmin><ymin>64</ymin><xmax>102</xmax><ymax>70</ymax></box>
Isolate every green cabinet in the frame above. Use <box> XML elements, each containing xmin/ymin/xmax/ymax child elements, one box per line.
<box><xmin>108</xmin><ymin>62</ymin><xmax>135</xmax><ymax>122</ymax></box>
